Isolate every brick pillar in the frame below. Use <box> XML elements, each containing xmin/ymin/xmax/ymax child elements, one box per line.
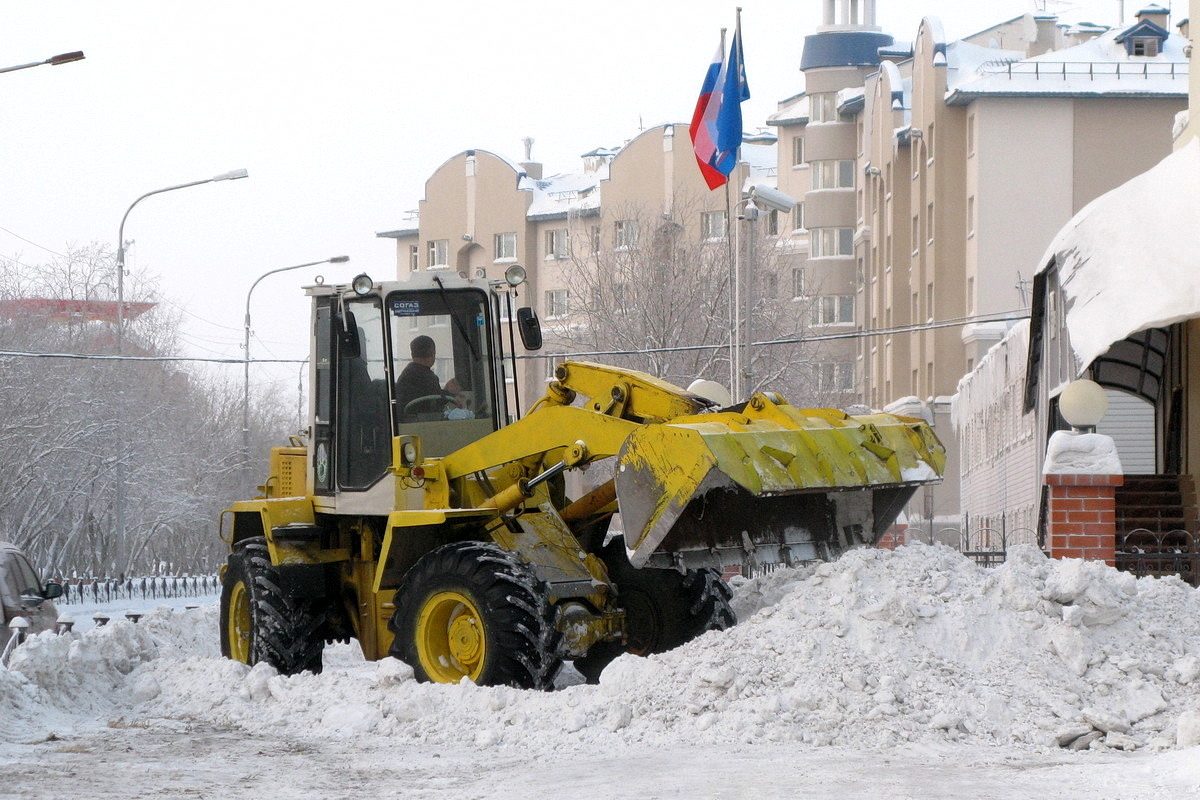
<box><xmin>876</xmin><ymin>523</ymin><xmax>909</xmax><ymax>551</ymax></box>
<box><xmin>1043</xmin><ymin>473</ymin><xmax>1122</xmax><ymax>565</ymax></box>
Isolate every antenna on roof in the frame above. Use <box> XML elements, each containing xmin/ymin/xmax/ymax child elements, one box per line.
<box><xmin>522</xmin><ymin>137</ymin><xmax>535</xmax><ymax>161</ymax></box>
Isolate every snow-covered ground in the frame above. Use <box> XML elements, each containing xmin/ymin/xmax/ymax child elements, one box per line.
<box><xmin>2</xmin><ymin>543</ymin><xmax>1199</xmax><ymax>798</ymax></box>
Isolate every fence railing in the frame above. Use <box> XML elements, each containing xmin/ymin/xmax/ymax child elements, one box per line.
<box><xmin>977</xmin><ymin>60</ymin><xmax>1188</xmax><ymax>80</ymax></box>
<box><xmin>1116</xmin><ymin>529</ymin><xmax>1199</xmax><ymax>586</ymax></box>
<box><xmin>55</xmin><ymin>575</ymin><xmax>220</xmax><ymax>605</ymax></box>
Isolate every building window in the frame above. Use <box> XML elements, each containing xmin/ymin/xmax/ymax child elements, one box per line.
<box><xmin>494</xmin><ymin>232</ymin><xmax>517</xmax><ymax>261</ymax></box>
<box><xmin>811</xmin><ymin>294</ymin><xmax>854</xmax><ymax>326</ymax></box>
<box><xmin>967</xmin><ymin>196</ymin><xmax>975</xmax><ymax>236</ymax></box>
<box><xmin>701</xmin><ymin>210</ymin><xmax>727</xmax><ymax>240</ymax></box>
<box><xmin>793</xmin><ymin>202</ymin><xmax>806</xmax><ymax>231</ymax></box>
<box><xmin>791</xmin><ymin>267</ymin><xmax>807</xmax><ymax>297</ymax></box>
<box><xmin>614</xmin><ymin>220</ymin><xmax>639</xmax><ymax>249</ymax></box>
<box><xmin>818</xmin><ymin>362</ymin><xmax>854</xmax><ymax>392</ymax></box>
<box><xmin>408</xmin><ymin>245</ymin><xmax>419</xmax><ymax>272</ymax></box>
<box><xmin>792</xmin><ymin>136</ymin><xmax>806</xmax><ymax>167</ymax></box>
<box><xmin>812</xmin><ymin>160</ymin><xmax>855</xmax><ymax>189</ymax></box>
<box><xmin>764</xmin><ymin>209</ymin><xmax>780</xmax><ymax>237</ymax></box>
<box><xmin>427</xmin><ymin>239</ymin><xmax>448</xmax><ymax>268</ymax></box>
<box><xmin>810</xmin><ymin>92</ymin><xmax>837</xmax><ymax>123</ymax></box>
<box><xmin>1131</xmin><ymin>38</ymin><xmax>1160</xmax><ymax>57</ymax></box>
<box><xmin>590</xmin><ymin>225</ymin><xmax>601</xmax><ymax>253</ymax></box>
<box><xmin>613</xmin><ymin>282</ymin><xmax>630</xmax><ymax>310</ymax></box>
<box><xmin>545</xmin><ymin>228</ymin><xmax>568</xmax><ymax>259</ymax></box>
<box><xmin>810</xmin><ymin>227</ymin><xmax>854</xmax><ymax>258</ymax></box>
<box><xmin>967</xmin><ymin>115</ymin><xmax>976</xmax><ymax>157</ymax></box>
<box><xmin>545</xmin><ymin>289</ymin><xmax>568</xmax><ymax>319</ymax></box>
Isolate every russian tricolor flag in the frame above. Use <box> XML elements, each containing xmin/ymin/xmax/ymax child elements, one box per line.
<box><xmin>690</xmin><ymin>22</ymin><xmax>750</xmax><ymax>190</ymax></box>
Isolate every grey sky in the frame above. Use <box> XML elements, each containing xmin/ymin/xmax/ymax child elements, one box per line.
<box><xmin>1</xmin><ymin>0</ymin><xmax>1134</xmax><ymax>395</ymax></box>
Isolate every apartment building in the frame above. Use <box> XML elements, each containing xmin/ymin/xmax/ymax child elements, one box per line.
<box><xmin>774</xmin><ymin>3</ymin><xmax>1186</xmax><ymax>535</ymax></box>
<box><xmin>378</xmin><ymin>124</ymin><xmax>823</xmax><ymax>416</ymax></box>
<box><xmin>768</xmin><ymin>0</ymin><xmax>894</xmax><ymax>413</ymax></box>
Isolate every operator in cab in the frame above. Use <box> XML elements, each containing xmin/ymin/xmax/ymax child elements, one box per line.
<box><xmin>395</xmin><ymin>335</ymin><xmax>465</xmax><ymax>420</ymax></box>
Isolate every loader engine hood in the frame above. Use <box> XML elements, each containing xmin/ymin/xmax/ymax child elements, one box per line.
<box><xmin>613</xmin><ymin>407</ymin><xmax>944</xmax><ymax>570</ymax></box>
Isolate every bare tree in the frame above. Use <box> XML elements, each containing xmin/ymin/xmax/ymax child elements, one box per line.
<box><xmin>0</xmin><ymin>244</ymin><xmax>294</xmax><ymax>577</ymax></box>
<box><xmin>546</xmin><ymin>194</ymin><xmax>837</xmax><ymax>407</ymax></box>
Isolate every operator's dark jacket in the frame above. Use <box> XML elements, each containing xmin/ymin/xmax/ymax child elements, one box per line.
<box><xmin>395</xmin><ymin>361</ymin><xmax>444</xmax><ymax>412</ymax></box>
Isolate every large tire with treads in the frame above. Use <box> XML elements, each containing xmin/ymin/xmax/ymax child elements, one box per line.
<box><xmin>388</xmin><ymin>541</ymin><xmax>562</xmax><ymax>690</ymax></box>
<box><xmin>574</xmin><ymin>539</ymin><xmax>736</xmax><ymax>682</ymax></box>
<box><xmin>220</xmin><ymin>537</ymin><xmax>326</xmax><ymax>675</ymax></box>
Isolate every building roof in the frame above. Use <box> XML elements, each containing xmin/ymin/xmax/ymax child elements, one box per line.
<box><xmin>946</xmin><ymin>22</ymin><xmax>1188</xmax><ymax>104</ymax></box>
<box><xmin>0</xmin><ymin>298</ymin><xmax>155</xmax><ymax>323</ymax></box>
<box><xmin>1035</xmin><ymin>138</ymin><xmax>1200</xmax><ymax>371</ymax></box>
<box><xmin>766</xmin><ymin>93</ymin><xmax>809</xmax><ymax>127</ymax></box>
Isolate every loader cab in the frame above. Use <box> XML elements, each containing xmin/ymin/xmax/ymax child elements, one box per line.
<box><xmin>309</xmin><ymin>275</ymin><xmax>507</xmax><ymax>497</ymax></box>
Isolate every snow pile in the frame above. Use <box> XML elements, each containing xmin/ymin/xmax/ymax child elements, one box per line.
<box><xmin>1043</xmin><ymin>430</ymin><xmax>1123</xmax><ymax>475</ymax></box>
<box><xmin>4</xmin><ymin>546</ymin><xmax>1200</xmax><ymax>755</ymax></box>
<box><xmin>0</xmin><ymin>605</ymin><xmax>218</xmax><ymax>743</ymax></box>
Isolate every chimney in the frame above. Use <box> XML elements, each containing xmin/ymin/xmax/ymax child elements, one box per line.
<box><xmin>1136</xmin><ymin>4</ymin><xmax>1170</xmax><ymax>29</ymax></box>
<box><xmin>1031</xmin><ymin>14</ymin><xmax>1061</xmax><ymax>55</ymax></box>
<box><xmin>519</xmin><ymin>136</ymin><xmax>543</xmax><ymax>180</ymax></box>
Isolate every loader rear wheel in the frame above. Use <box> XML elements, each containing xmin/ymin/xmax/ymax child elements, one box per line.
<box><xmin>574</xmin><ymin>541</ymin><xmax>736</xmax><ymax>682</ymax></box>
<box><xmin>388</xmin><ymin>541</ymin><xmax>561</xmax><ymax>689</ymax></box>
<box><xmin>220</xmin><ymin>537</ymin><xmax>326</xmax><ymax>675</ymax></box>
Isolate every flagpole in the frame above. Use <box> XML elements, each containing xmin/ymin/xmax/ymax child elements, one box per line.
<box><xmin>733</xmin><ymin>8</ymin><xmax>745</xmax><ymax>399</ymax></box>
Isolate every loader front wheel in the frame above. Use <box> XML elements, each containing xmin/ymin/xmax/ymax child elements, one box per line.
<box><xmin>388</xmin><ymin>541</ymin><xmax>561</xmax><ymax>689</ymax></box>
<box><xmin>574</xmin><ymin>541</ymin><xmax>736</xmax><ymax>682</ymax></box>
<box><xmin>220</xmin><ymin>537</ymin><xmax>326</xmax><ymax>675</ymax></box>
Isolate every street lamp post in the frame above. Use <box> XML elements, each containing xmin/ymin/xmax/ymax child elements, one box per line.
<box><xmin>0</xmin><ymin>51</ymin><xmax>85</xmax><ymax>75</ymax></box>
<box><xmin>112</xmin><ymin>169</ymin><xmax>249</xmax><ymax>572</ymax></box>
<box><xmin>116</xmin><ymin>169</ymin><xmax>249</xmax><ymax>353</ymax></box>
<box><xmin>242</xmin><ymin>256</ymin><xmax>349</xmax><ymax>495</ymax></box>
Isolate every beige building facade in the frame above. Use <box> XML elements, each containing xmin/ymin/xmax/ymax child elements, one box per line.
<box><xmin>950</xmin><ymin>5</ymin><xmax>1190</xmax><ymax>546</ymax></box>
<box><xmin>836</xmin><ymin>5</ymin><xmax>1187</xmax><ymax>534</ymax></box>
<box><xmin>379</xmin><ymin>125</ymin><xmax>830</xmax><ymax>417</ymax></box>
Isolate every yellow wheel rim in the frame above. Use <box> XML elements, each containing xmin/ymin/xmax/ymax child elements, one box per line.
<box><xmin>416</xmin><ymin>590</ymin><xmax>486</xmax><ymax>683</ymax></box>
<box><xmin>227</xmin><ymin>580</ymin><xmax>252</xmax><ymax>663</ymax></box>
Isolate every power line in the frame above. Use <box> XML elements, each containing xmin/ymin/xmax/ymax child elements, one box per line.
<box><xmin>517</xmin><ymin>309</ymin><xmax>1031</xmax><ymax>359</ymax></box>
<box><xmin>0</xmin><ymin>350</ymin><xmax>304</xmax><ymax>365</ymax></box>
<box><xmin>0</xmin><ymin>309</ymin><xmax>1029</xmax><ymax>366</ymax></box>
<box><xmin>0</xmin><ymin>226</ymin><xmax>66</xmax><ymax>257</ymax></box>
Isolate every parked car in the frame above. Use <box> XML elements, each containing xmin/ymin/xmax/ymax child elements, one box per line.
<box><xmin>0</xmin><ymin>542</ymin><xmax>62</xmax><ymax>636</ymax></box>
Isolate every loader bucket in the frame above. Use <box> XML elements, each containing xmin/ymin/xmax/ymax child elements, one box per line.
<box><xmin>613</xmin><ymin>407</ymin><xmax>944</xmax><ymax>569</ymax></box>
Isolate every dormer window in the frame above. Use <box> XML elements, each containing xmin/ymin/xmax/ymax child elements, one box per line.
<box><xmin>1131</xmin><ymin>37</ymin><xmax>1160</xmax><ymax>56</ymax></box>
<box><xmin>1115</xmin><ymin>18</ymin><xmax>1169</xmax><ymax>57</ymax></box>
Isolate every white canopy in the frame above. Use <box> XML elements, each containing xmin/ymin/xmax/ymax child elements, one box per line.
<box><xmin>1037</xmin><ymin>137</ymin><xmax>1200</xmax><ymax>371</ymax></box>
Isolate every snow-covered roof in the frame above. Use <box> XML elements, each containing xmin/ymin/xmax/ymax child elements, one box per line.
<box><xmin>739</xmin><ymin>141</ymin><xmax>779</xmax><ymax>189</ymax></box>
<box><xmin>947</xmin><ymin>24</ymin><xmax>1188</xmax><ymax>103</ymax></box>
<box><xmin>767</xmin><ymin>93</ymin><xmax>808</xmax><ymax>127</ymax></box>
<box><xmin>1036</xmin><ymin>138</ymin><xmax>1200</xmax><ymax>371</ymax></box>
<box><xmin>522</xmin><ymin>169</ymin><xmax>604</xmax><ymax>219</ymax></box>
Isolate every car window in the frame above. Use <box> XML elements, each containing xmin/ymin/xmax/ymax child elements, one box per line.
<box><xmin>9</xmin><ymin>553</ymin><xmax>42</xmax><ymax>596</ymax></box>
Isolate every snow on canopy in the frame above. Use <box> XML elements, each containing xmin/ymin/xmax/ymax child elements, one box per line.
<box><xmin>1036</xmin><ymin>138</ymin><xmax>1200</xmax><ymax>372</ymax></box>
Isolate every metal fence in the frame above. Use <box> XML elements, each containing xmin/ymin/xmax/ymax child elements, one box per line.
<box><xmin>55</xmin><ymin>575</ymin><xmax>220</xmax><ymax>605</ymax></box>
<box><xmin>1116</xmin><ymin>529</ymin><xmax>1199</xmax><ymax>586</ymax></box>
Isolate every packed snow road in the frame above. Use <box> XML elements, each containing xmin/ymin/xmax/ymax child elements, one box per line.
<box><xmin>2</xmin><ymin>544</ymin><xmax>1199</xmax><ymax>798</ymax></box>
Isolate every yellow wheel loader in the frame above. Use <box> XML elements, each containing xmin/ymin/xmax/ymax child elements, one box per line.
<box><xmin>219</xmin><ymin>269</ymin><xmax>945</xmax><ymax>688</ymax></box>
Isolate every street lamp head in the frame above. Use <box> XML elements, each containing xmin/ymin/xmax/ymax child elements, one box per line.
<box><xmin>330</xmin><ymin>255</ymin><xmax>350</xmax><ymax>264</ymax></box>
<box><xmin>212</xmin><ymin>168</ymin><xmax>249</xmax><ymax>182</ymax></box>
<box><xmin>48</xmin><ymin>51</ymin><xmax>85</xmax><ymax>66</ymax></box>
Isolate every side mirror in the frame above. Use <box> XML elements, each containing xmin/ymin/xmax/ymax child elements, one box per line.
<box><xmin>43</xmin><ymin>582</ymin><xmax>63</xmax><ymax>600</ymax></box>
<box><xmin>516</xmin><ymin>307</ymin><xmax>542</xmax><ymax>351</ymax></box>
<box><xmin>337</xmin><ymin>311</ymin><xmax>361</xmax><ymax>360</ymax></box>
